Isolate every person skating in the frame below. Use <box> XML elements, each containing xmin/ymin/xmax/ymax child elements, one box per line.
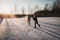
<box><xmin>33</xmin><ymin>14</ymin><xmax>40</xmax><ymax>28</ymax></box>
<box><xmin>27</xmin><ymin>15</ymin><xmax>31</xmax><ymax>25</ymax></box>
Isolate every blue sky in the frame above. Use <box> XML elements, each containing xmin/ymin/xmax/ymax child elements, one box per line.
<box><xmin>0</xmin><ymin>0</ymin><xmax>55</xmax><ymax>13</ymax></box>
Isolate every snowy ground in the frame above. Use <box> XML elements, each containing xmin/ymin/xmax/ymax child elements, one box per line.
<box><xmin>0</xmin><ymin>17</ymin><xmax>60</xmax><ymax>40</ymax></box>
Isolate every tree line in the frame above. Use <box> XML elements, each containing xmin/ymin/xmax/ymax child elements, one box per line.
<box><xmin>35</xmin><ymin>0</ymin><xmax>60</xmax><ymax>17</ymax></box>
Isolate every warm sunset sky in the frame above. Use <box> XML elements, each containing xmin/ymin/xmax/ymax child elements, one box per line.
<box><xmin>0</xmin><ymin>0</ymin><xmax>55</xmax><ymax>14</ymax></box>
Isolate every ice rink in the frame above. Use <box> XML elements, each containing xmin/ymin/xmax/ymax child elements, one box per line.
<box><xmin>0</xmin><ymin>17</ymin><xmax>60</xmax><ymax>40</ymax></box>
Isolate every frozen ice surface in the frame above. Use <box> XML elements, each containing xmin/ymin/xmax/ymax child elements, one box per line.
<box><xmin>0</xmin><ymin>17</ymin><xmax>60</xmax><ymax>40</ymax></box>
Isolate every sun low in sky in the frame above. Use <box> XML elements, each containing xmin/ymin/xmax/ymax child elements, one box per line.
<box><xmin>0</xmin><ymin>5</ymin><xmax>12</xmax><ymax>13</ymax></box>
<box><xmin>0</xmin><ymin>0</ymin><xmax>55</xmax><ymax>14</ymax></box>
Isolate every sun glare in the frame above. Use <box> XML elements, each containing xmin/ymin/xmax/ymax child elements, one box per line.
<box><xmin>0</xmin><ymin>5</ymin><xmax>11</xmax><ymax>13</ymax></box>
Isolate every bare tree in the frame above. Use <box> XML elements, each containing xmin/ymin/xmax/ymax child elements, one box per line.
<box><xmin>22</xmin><ymin>7</ymin><xmax>25</xmax><ymax>14</ymax></box>
<box><xmin>28</xmin><ymin>4</ymin><xmax>30</xmax><ymax>14</ymax></box>
<box><xmin>33</xmin><ymin>5</ymin><xmax>40</xmax><ymax>13</ymax></box>
<box><xmin>53</xmin><ymin>0</ymin><xmax>60</xmax><ymax>8</ymax></box>
<box><xmin>47</xmin><ymin>4</ymin><xmax>52</xmax><ymax>11</ymax></box>
<box><xmin>44</xmin><ymin>3</ymin><xmax>48</xmax><ymax>10</ymax></box>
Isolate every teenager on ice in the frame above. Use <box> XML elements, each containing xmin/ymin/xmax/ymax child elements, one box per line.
<box><xmin>33</xmin><ymin>14</ymin><xmax>41</xmax><ymax>28</ymax></box>
<box><xmin>27</xmin><ymin>15</ymin><xmax>31</xmax><ymax>25</ymax></box>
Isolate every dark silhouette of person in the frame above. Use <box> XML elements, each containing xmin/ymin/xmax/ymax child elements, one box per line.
<box><xmin>33</xmin><ymin>14</ymin><xmax>40</xmax><ymax>28</ymax></box>
<box><xmin>27</xmin><ymin>15</ymin><xmax>31</xmax><ymax>25</ymax></box>
<box><xmin>0</xmin><ymin>18</ymin><xmax>3</xmax><ymax>24</ymax></box>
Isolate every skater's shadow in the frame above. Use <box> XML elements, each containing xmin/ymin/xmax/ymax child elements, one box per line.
<box><xmin>29</xmin><ymin>24</ymin><xmax>60</xmax><ymax>39</ymax></box>
<box><xmin>0</xmin><ymin>18</ymin><xmax>3</xmax><ymax>24</ymax></box>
